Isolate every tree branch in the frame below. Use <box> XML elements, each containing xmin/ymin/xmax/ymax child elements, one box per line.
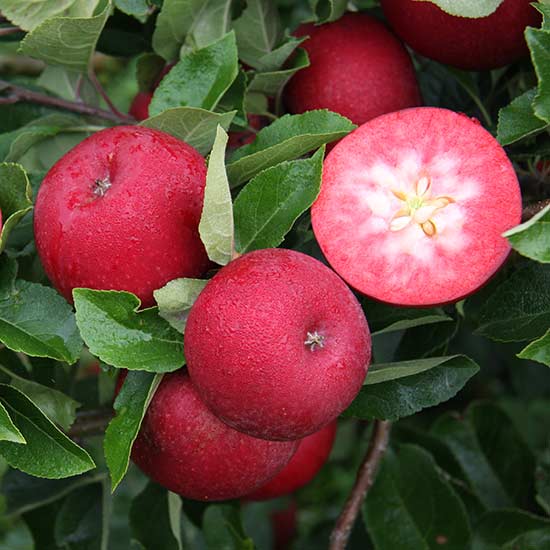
<box><xmin>0</xmin><ymin>79</ymin><xmax>135</xmax><ymax>124</ymax></box>
<box><xmin>0</xmin><ymin>26</ymin><xmax>21</xmax><ymax>36</ymax></box>
<box><xmin>329</xmin><ymin>420</ymin><xmax>392</xmax><ymax>550</ymax></box>
<box><xmin>88</xmin><ymin>70</ymin><xmax>129</xmax><ymax>121</ymax></box>
<box><xmin>522</xmin><ymin>198</ymin><xmax>550</xmax><ymax>222</ymax></box>
<box><xmin>68</xmin><ymin>408</ymin><xmax>114</xmax><ymax>439</ymax></box>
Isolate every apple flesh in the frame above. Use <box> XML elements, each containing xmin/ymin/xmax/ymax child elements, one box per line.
<box><xmin>311</xmin><ymin>107</ymin><xmax>522</xmax><ymax>307</ymax></box>
<box><xmin>129</xmin><ymin>370</ymin><xmax>298</xmax><ymax>501</ymax></box>
<box><xmin>185</xmin><ymin>248</ymin><xmax>371</xmax><ymax>441</ymax></box>
<box><xmin>381</xmin><ymin>0</ymin><xmax>541</xmax><ymax>71</ymax></box>
<box><xmin>34</xmin><ymin>125</ymin><xmax>210</xmax><ymax>307</ymax></box>
<box><xmin>284</xmin><ymin>13</ymin><xmax>421</xmax><ymax>126</ymax></box>
<box><xmin>246</xmin><ymin>421</ymin><xmax>337</xmax><ymax>500</ymax></box>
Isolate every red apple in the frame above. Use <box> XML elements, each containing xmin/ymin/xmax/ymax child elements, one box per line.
<box><xmin>185</xmin><ymin>248</ymin><xmax>371</xmax><ymax>441</ymax></box>
<box><xmin>246</xmin><ymin>421</ymin><xmax>337</xmax><ymax>500</ymax></box>
<box><xmin>129</xmin><ymin>370</ymin><xmax>298</xmax><ymax>501</ymax></box>
<box><xmin>381</xmin><ymin>0</ymin><xmax>540</xmax><ymax>71</ymax></box>
<box><xmin>311</xmin><ymin>107</ymin><xmax>522</xmax><ymax>307</ymax></box>
<box><xmin>284</xmin><ymin>13</ymin><xmax>421</xmax><ymax>126</ymax></box>
<box><xmin>34</xmin><ymin>126</ymin><xmax>210</xmax><ymax>307</ymax></box>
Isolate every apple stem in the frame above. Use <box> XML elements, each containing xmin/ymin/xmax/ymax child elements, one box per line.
<box><xmin>0</xmin><ymin>78</ymin><xmax>135</xmax><ymax>124</ymax></box>
<box><xmin>329</xmin><ymin>420</ymin><xmax>392</xmax><ymax>550</ymax></box>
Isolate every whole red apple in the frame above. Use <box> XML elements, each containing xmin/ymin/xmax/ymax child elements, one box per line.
<box><xmin>185</xmin><ymin>248</ymin><xmax>371</xmax><ymax>441</ymax></box>
<box><xmin>34</xmin><ymin>125</ymin><xmax>210</xmax><ymax>307</ymax></box>
<box><xmin>381</xmin><ymin>0</ymin><xmax>541</xmax><ymax>71</ymax></box>
<box><xmin>284</xmin><ymin>13</ymin><xmax>421</xmax><ymax>126</ymax></box>
<box><xmin>246</xmin><ymin>420</ymin><xmax>337</xmax><ymax>500</ymax></box>
<box><xmin>129</xmin><ymin>370</ymin><xmax>298</xmax><ymax>501</ymax></box>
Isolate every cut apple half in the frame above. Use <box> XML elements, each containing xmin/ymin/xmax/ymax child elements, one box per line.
<box><xmin>311</xmin><ymin>107</ymin><xmax>522</xmax><ymax>307</ymax></box>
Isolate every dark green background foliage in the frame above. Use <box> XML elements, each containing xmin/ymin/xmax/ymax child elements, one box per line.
<box><xmin>0</xmin><ymin>0</ymin><xmax>548</xmax><ymax>548</ymax></box>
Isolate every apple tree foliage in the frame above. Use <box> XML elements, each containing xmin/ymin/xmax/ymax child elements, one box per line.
<box><xmin>0</xmin><ymin>0</ymin><xmax>548</xmax><ymax>548</ymax></box>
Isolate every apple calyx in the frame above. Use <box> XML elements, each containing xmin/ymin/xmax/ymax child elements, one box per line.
<box><xmin>304</xmin><ymin>330</ymin><xmax>325</xmax><ymax>351</ymax></box>
<box><xmin>389</xmin><ymin>173</ymin><xmax>454</xmax><ymax>237</ymax></box>
<box><xmin>93</xmin><ymin>177</ymin><xmax>112</xmax><ymax>197</ymax></box>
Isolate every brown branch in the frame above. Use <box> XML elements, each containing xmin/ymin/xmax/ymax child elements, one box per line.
<box><xmin>329</xmin><ymin>420</ymin><xmax>392</xmax><ymax>550</ymax></box>
<box><xmin>68</xmin><ymin>408</ymin><xmax>114</xmax><ymax>439</ymax></box>
<box><xmin>522</xmin><ymin>198</ymin><xmax>550</xmax><ymax>222</ymax></box>
<box><xmin>0</xmin><ymin>79</ymin><xmax>135</xmax><ymax>124</ymax></box>
<box><xmin>0</xmin><ymin>26</ymin><xmax>21</xmax><ymax>36</ymax></box>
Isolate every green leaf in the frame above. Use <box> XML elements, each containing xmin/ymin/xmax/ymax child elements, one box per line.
<box><xmin>363</xmin><ymin>299</ymin><xmax>452</xmax><ymax>336</ymax></box>
<box><xmin>2</xmin><ymin>469</ymin><xmax>105</xmax><ymax>516</ymax></box>
<box><xmin>396</xmin><ymin>320</ymin><xmax>459</xmax><ymax>361</ymax></box>
<box><xmin>152</xmin><ymin>0</ymin><xmax>232</xmax><ymax>60</ymax></box>
<box><xmin>234</xmin><ymin>147</ymin><xmax>323</xmax><ymax>254</ymax></box>
<box><xmin>136</xmin><ymin>53</ymin><xmax>166</xmax><ymax>92</ymax></box>
<box><xmin>518</xmin><ymin>329</ymin><xmax>550</xmax><ymax>367</ymax></box>
<box><xmin>0</xmin><ymin>280</ymin><xmax>83</xmax><ymax>364</ymax></box>
<box><xmin>227</xmin><ymin>110</ymin><xmax>354</xmax><ymax>186</ymax></box>
<box><xmin>1</xmin><ymin>115</ymin><xmax>85</xmax><ymax>165</ymax></box>
<box><xmin>141</xmin><ymin>107</ymin><xmax>235</xmax><ymax>156</ymax></box>
<box><xmin>18</xmin><ymin>1</ymin><xmax>111</xmax><ymax>72</ymax></box>
<box><xmin>73</xmin><ymin>289</ymin><xmax>184</xmax><ymax>373</ymax></box>
<box><xmin>114</xmin><ymin>0</ymin><xmax>150</xmax><ymax>21</ymax></box>
<box><xmin>153</xmin><ymin>278</ymin><xmax>208</xmax><ymax>333</ymax></box>
<box><xmin>233</xmin><ymin>0</ymin><xmax>281</xmax><ymax>70</ymax></box>
<box><xmin>149</xmin><ymin>31</ymin><xmax>238</xmax><ymax>116</ymax></box>
<box><xmin>527</xmin><ymin>27</ymin><xmax>550</xmax><ymax>124</ymax></box>
<box><xmin>364</xmin><ymin>445</ymin><xmax>471</xmax><ymax>550</ymax></box>
<box><xmin>54</xmin><ymin>482</ymin><xmax>108</xmax><ymax>550</ymax></box>
<box><xmin>0</xmin><ymin>401</ymin><xmax>25</xmax><ymax>444</ymax></box>
<box><xmin>475</xmin><ymin>263</ymin><xmax>550</xmax><ymax>342</ymax></box>
<box><xmin>0</xmin><ymin>384</ymin><xmax>95</xmax><ymax>478</ymax></box>
<box><xmin>247</xmin><ymin>48</ymin><xmax>310</xmax><ymax>96</ymax></box>
<box><xmin>130</xmin><ymin>483</ymin><xmax>182</xmax><ymax>550</ymax></box>
<box><xmin>0</xmin><ymin>255</ymin><xmax>17</xmax><ymax>298</ymax></box>
<box><xmin>497</xmin><ymin>88</ymin><xmax>547</xmax><ymax>145</ymax></box>
<box><xmin>104</xmin><ymin>370</ymin><xmax>162</xmax><ymax>491</ymax></box>
<box><xmin>504</xmin><ymin>528</ymin><xmax>550</xmax><ymax>549</ymax></box>
<box><xmin>199</xmin><ymin>125</ymin><xmax>234</xmax><ymax>266</ymax></box>
<box><xmin>422</xmin><ymin>0</ymin><xmax>504</xmax><ymax>17</ymax></box>
<box><xmin>203</xmin><ymin>504</ymin><xmax>254</xmax><ymax>550</ymax></box>
<box><xmin>344</xmin><ymin>355</ymin><xmax>479</xmax><ymax>421</ymax></box>
<box><xmin>0</xmin><ymin>163</ymin><xmax>33</xmax><ymax>253</ymax></box>
<box><xmin>0</xmin><ymin>365</ymin><xmax>79</xmax><ymax>430</ymax></box>
<box><xmin>504</xmin><ymin>204</ymin><xmax>550</xmax><ymax>263</ymax></box>
<box><xmin>310</xmin><ymin>0</ymin><xmax>348</xmax><ymax>23</ymax></box>
<box><xmin>0</xmin><ymin>0</ymin><xmax>101</xmax><ymax>31</ymax></box>
<box><xmin>432</xmin><ymin>402</ymin><xmax>536</xmax><ymax>510</ymax></box>
<box><xmin>472</xmin><ymin>510</ymin><xmax>550</xmax><ymax>549</ymax></box>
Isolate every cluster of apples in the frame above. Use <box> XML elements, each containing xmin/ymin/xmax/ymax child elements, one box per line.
<box><xmin>33</xmin><ymin>1</ymin><xmax>532</xmax><ymax>507</ymax></box>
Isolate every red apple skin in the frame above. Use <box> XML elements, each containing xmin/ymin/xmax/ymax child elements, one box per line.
<box><xmin>381</xmin><ymin>0</ymin><xmax>541</xmax><ymax>71</ymax></box>
<box><xmin>185</xmin><ymin>248</ymin><xmax>371</xmax><ymax>441</ymax></box>
<box><xmin>283</xmin><ymin>13</ymin><xmax>421</xmax><ymax>126</ymax></box>
<box><xmin>34</xmin><ymin>126</ymin><xmax>210</xmax><ymax>307</ymax></box>
<box><xmin>246</xmin><ymin>421</ymin><xmax>337</xmax><ymax>500</ymax></box>
<box><xmin>129</xmin><ymin>91</ymin><xmax>152</xmax><ymax>121</ymax></box>
<box><xmin>127</xmin><ymin>370</ymin><xmax>298</xmax><ymax>501</ymax></box>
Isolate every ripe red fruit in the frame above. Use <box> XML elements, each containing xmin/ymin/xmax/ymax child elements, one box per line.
<box><xmin>34</xmin><ymin>126</ymin><xmax>210</xmax><ymax>307</ymax></box>
<box><xmin>185</xmin><ymin>248</ymin><xmax>371</xmax><ymax>441</ymax></box>
<box><xmin>130</xmin><ymin>370</ymin><xmax>298</xmax><ymax>501</ymax></box>
<box><xmin>381</xmin><ymin>0</ymin><xmax>541</xmax><ymax>71</ymax></box>
<box><xmin>283</xmin><ymin>13</ymin><xmax>421</xmax><ymax>126</ymax></box>
<box><xmin>246</xmin><ymin>421</ymin><xmax>337</xmax><ymax>500</ymax></box>
<box><xmin>312</xmin><ymin>107</ymin><xmax>522</xmax><ymax>307</ymax></box>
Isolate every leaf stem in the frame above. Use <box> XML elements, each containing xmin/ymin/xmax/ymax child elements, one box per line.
<box><xmin>88</xmin><ymin>70</ymin><xmax>129</xmax><ymax>121</ymax></box>
<box><xmin>0</xmin><ymin>78</ymin><xmax>135</xmax><ymax>124</ymax></box>
<box><xmin>329</xmin><ymin>420</ymin><xmax>392</xmax><ymax>550</ymax></box>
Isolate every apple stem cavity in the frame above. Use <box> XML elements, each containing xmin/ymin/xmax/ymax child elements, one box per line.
<box><xmin>304</xmin><ymin>330</ymin><xmax>325</xmax><ymax>351</ymax></box>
